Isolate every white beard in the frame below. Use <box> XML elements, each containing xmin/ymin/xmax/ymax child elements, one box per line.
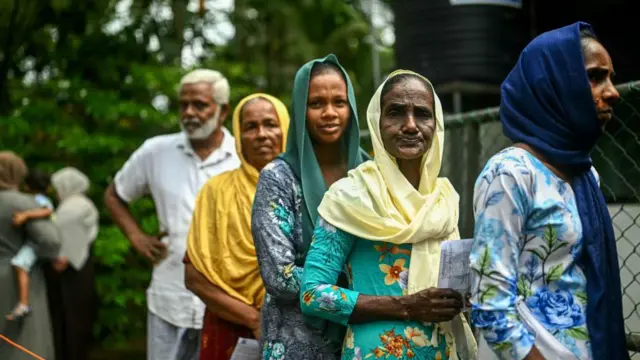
<box><xmin>180</xmin><ymin>106</ymin><xmax>221</xmax><ymax>140</ymax></box>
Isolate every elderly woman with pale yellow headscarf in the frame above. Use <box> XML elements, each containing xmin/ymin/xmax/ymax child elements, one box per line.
<box><xmin>184</xmin><ymin>93</ymin><xmax>290</xmax><ymax>360</ymax></box>
<box><xmin>300</xmin><ymin>71</ymin><xmax>477</xmax><ymax>360</ymax></box>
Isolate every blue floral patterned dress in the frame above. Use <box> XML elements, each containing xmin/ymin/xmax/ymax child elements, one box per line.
<box><xmin>300</xmin><ymin>218</ymin><xmax>451</xmax><ymax>360</ymax></box>
<box><xmin>470</xmin><ymin>147</ymin><xmax>594</xmax><ymax>360</ymax></box>
<box><xmin>252</xmin><ymin>159</ymin><xmax>339</xmax><ymax>360</ymax></box>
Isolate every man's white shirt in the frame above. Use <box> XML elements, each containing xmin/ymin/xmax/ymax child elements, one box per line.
<box><xmin>114</xmin><ymin>128</ymin><xmax>240</xmax><ymax>328</ymax></box>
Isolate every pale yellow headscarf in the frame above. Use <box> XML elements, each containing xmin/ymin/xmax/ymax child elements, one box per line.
<box><xmin>318</xmin><ymin>70</ymin><xmax>477</xmax><ymax>359</ymax></box>
<box><xmin>186</xmin><ymin>93</ymin><xmax>290</xmax><ymax>308</ymax></box>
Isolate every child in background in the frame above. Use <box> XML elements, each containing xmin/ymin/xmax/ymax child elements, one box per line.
<box><xmin>6</xmin><ymin>170</ymin><xmax>54</xmax><ymax>321</ymax></box>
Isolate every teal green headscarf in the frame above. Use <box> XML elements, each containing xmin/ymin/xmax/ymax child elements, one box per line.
<box><xmin>280</xmin><ymin>54</ymin><xmax>369</xmax><ymax>256</ymax></box>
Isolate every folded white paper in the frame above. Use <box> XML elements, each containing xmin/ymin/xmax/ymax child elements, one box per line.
<box><xmin>437</xmin><ymin>238</ymin><xmax>474</xmax><ymax>298</ymax></box>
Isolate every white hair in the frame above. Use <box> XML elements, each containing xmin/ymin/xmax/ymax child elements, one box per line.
<box><xmin>179</xmin><ymin>69</ymin><xmax>230</xmax><ymax>104</ymax></box>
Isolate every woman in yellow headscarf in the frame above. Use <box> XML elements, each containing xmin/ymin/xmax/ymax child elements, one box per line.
<box><xmin>300</xmin><ymin>71</ymin><xmax>477</xmax><ymax>360</ymax></box>
<box><xmin>184</xmin><ymin>93</ymin><xmax>290</xmax><ymax>360</ymax></box>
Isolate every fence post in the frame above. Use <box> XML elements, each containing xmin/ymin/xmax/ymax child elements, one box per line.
<box><xmin>461</xmin><ymin>120</ymin><xmax>480</xmax><ymax>238</ymax></box>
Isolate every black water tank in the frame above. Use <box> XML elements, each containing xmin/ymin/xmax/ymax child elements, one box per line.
<box><xmin>393</xmin><ymin>0</ymin><xmax>530</xmax><ymax>86</ymax></box>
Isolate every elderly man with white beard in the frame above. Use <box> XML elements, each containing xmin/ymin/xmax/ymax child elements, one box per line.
<box><xmin>104</xmin><ymin>69</ymin><xmax>240</xmax><ymax>360</ymax></box>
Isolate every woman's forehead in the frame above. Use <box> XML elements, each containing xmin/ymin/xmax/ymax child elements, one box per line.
<box><xmin>242</xmin><ymin>98</ymin><xmax>277</xmax><ymax>120</ymax></box>
<box><xmin>309</xmin><ymin>72</ymin><xmax>346</xmax><ymax>91</ymax></box>
<box><xmin>583</xmin><ymin>39</ymin><xmax>612</xmax><ymax>67</ymax></box>
<box><xmin>383</xmin><ymin>78</ymin><xmax>433</xmax><ymax>106</ymax></box>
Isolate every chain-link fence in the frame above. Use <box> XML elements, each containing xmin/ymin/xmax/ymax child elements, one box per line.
<box><xmin>361</xmin><ymin>80</ymin><xmax>640</xmax><ymax>356</ymax></box>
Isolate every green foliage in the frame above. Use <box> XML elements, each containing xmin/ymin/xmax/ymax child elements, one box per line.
<box><xmin>92</xmin><ymin>199</ymin><xmax>158</xmax><ymax>346</ymax></box>
<box><xmin>0</xmin><ymin>0</ymin><xmax>394</xmax><ymax>349</ymax></box>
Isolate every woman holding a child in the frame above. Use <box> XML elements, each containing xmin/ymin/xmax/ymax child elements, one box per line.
<box><xmin>0</xmin><ymin>154</ymin><xmax>98</xmax><ymax>360</ymax></box>
<box><xmin>0</xmin><ymin>151</ymin><xmax>60</xmax><ymax>360</ymax></box>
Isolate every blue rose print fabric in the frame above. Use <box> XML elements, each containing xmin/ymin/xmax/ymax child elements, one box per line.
<box><xmin>470</xmin><ymin>147</ymin><xmax>593</xmax><ymax>360</ymax></box>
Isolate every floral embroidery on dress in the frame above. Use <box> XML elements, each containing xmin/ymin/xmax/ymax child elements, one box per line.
<box><xmin>375</xmin><ymin>244</ymin><xmax>410</xmax><ymax>293</ymax></box>
<box><xmin>375</xmin><ymin>243</ymin><xmax>411</xmax><ymax>262</ymax></box>
<box><xmin>317</xmin><ymin>292</ymin><xmax>338</xmax><ymax>310</ymax></box>
<box><xmin>342</xmin><ymin>327</ymin><xmax>365</xmax><ymax>360</ymax></box>
<box><xmin>379</xmin><ymin>258</ymin><xmax>408</xmax><ymax>286</ymax></box>
<box><xmin>345</xmin><ymin>327</ymin><xmax>355</xmax><ymax>349</ymax></box>
<box><xmin>362</xmin><ymin>328</ymin><xmax>443</xmax><ymax>359</ymax></box>
<box><xmin>263</xmin><ymin>341</ymin><xmax>286</xmax><ymax>360</ymax></box>
<box><xmin>270</xmin><ymin>200</ymin><xmax>294</xmax><ymax>237</ymax></box>
<box><xmin>404</xmin><ymin>327</ymin><xmax>429</xmax><ymax>347</ymax></box>
<box><xmin>302</xmin><ymin>283</ymin><xmax>350</xmax><ymax>315</ymax></box>
<box><xmin>302</xmin><ymin>289</ymin><xmax>315</xmax><ymax>306</ymax></box>
<box><xmin>274</xmin><ymin>263</ymin><xmax>301</xmax><ymax>293</ymax></box>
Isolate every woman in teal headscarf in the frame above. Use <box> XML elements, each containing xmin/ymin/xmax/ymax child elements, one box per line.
<box><xmin>252</xmin><ymin>54</ymin><xmax>369</xmax><ymax>359</ymax></box>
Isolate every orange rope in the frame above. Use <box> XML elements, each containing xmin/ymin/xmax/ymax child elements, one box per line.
<box><xmin>0</xmin><ymin>333</ymin><xmax>45</xmax><ymax>360</ymax></box>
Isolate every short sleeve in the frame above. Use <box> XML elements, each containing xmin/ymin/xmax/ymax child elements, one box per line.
<box><xmin>113</xmin><ymin>140</ymin><xmax>153</xmax><ymax>203</ymax></box>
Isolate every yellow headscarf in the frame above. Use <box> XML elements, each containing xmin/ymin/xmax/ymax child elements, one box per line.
<box><xmin>186</xmin><ymin>93</ymin><xmax>290</xmax><ymax>308</ymax></box>
<box><xmin>317</xmin><ymin>70</ymin><xmax>476</xmax><ymax>359</ymax></box>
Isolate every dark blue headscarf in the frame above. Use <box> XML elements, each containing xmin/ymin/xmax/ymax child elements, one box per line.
<box><xmin>501</xmin><ymin>22</ymin><xmax>628</xmax><ymax>359</ymax></box>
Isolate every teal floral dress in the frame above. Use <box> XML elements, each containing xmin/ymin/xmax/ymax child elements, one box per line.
<box><xmin>300</xmin><ymin>218</ymin><xmax>451</xmax><ymax>360</ymax></box>
<box><xmin>252</xmin><ymin>159</ymin><xmax>339</xmax><ymax>360</ymax></box>
<box><xmin>470</xmin><ymin>147</ymin><xmax>593</xmax><ymax>359</ymax></box>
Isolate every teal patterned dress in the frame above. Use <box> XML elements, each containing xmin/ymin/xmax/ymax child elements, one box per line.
<box><xmin>300</xmin><ymin>218</ymin><xmax>451</xmax><ymax>360</ymax></box>
<box><xmin>470</xmin><ymin>147</ymin><xmax>594</xmax><ymax>360</ymax></box>
<box><xmin>252</xmin><ymin>159</ymin><xmax>339</xmax><ymax>360</ymax></box>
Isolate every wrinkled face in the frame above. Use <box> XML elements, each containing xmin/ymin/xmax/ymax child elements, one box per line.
<box><xmin>379</xmin><ymin>77</ymin><xmax>436</xmax><ymax>160</ymax></box>
<box><xmin>179</xmin><ymin>82</ymin><xmax>229</xmax><ymax>139</ymax></box>
<box><xmin>305</xmin><ymin>71</ymin><xmax>350</xmax><ymax>146</ymax></box>
<box><xmin>240</xmin><ymin>98</ymin><xmax>283</xmax><ymax>171</ymax></box>
<box><xmin>582</xmin><ymin>38</ymin><xmax>619</xmax><ymax>129</ymax></box>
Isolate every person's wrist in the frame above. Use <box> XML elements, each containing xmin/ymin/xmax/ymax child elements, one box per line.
<box><xmin>248</xmin><ymin>309</ymin><xmax>261</xmax><ymax>330</ymax></box>
<box><xmin>127</xmin><ymin>229</ymin><xmax>145</xmax><ymax>243</ymax></box>
<box><xmin>396</xmin><ymin>295</ymin><xmax>412</xmax><ymax>322</ymax></box>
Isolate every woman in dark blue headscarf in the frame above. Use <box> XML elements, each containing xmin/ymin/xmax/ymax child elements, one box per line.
<box><xmin>469</xmin><ymin>22</ymin><xmax>627</xmax><ymax>360</ymax></box>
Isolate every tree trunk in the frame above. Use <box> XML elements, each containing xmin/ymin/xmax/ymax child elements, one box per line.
<box><xmin>169</xmin><ymin>0</ymin><xmax>187</xmax><ymax>66</ymax></box>
<box><xmin>0</xmin><ymin>0</ymin><xmax>20</xmax><ymax>114</ymax></box>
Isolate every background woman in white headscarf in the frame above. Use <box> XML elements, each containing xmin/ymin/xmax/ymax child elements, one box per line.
<box><xmin>44</xmin><ymin>166</ymin><xmax>99</xmax><ymax>360</ymax></box>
